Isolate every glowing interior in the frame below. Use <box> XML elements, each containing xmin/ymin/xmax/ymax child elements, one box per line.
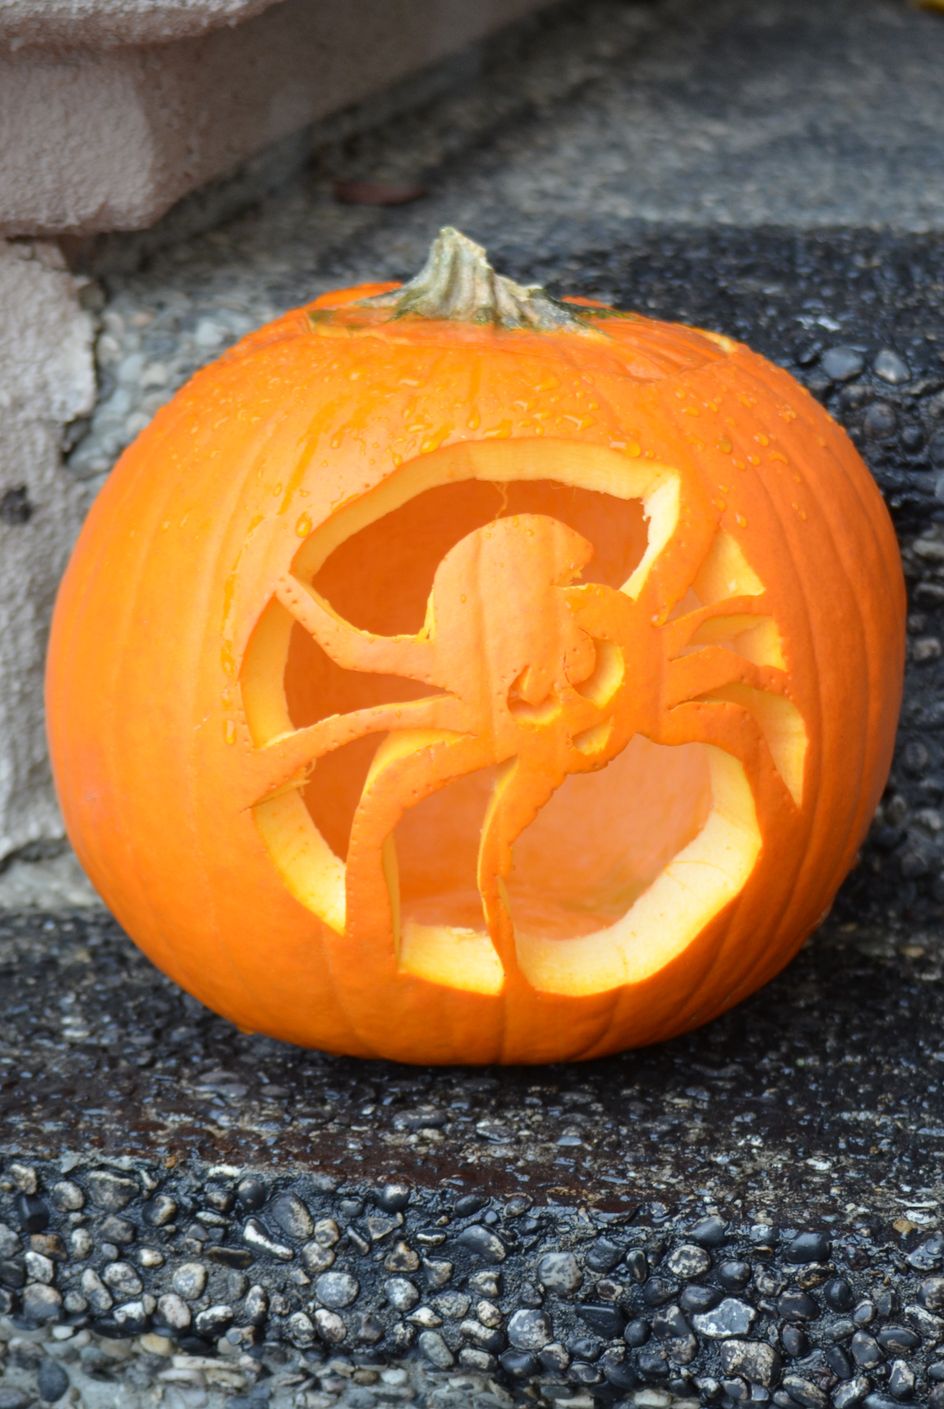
<box><xmin>241</xmin><ymin>441</ymin><xmax>793</xmax><ymax>996</ymax></box>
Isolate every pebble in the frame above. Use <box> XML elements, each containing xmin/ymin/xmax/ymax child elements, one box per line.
<box><xmin>80</xmin><ymin>1268</ymin><xmax>112</xmax><ymax>1311</ymax></box>
<box><xmin>301</xmin><ymin>1241</ymin><xmax>335</xmax><ymax>1274</ymax></box>
<box><xmin>385</xmin><ymin>1277</ymin><xmax>419</xmax><ymax>1311</ymax></box>
<box><xmin>876</xmin><ymin>1325</ymin><xmax>919</xmax><ymax>1353</ymax></box>
<box><xmin>315</xmin><ymin>1271</ymin><xmax>359</xmax><ymax>1308</ymax></box>
<box><xmin>507</xmin><ymin>1309</ymin><xmax>551</xmax><ymax>1351</ymax></box>
<box><xmin>267</xmin><ymin>1194</ymin><xmax>313</xmax><ymax>1241</ymax></box>
<box><xmin>15</xmin><ymin>1194</ymin><xmax>49</xmax><ymax>1232</ymax></box>
<box><xmin>537</xmin><ymin>1251</ymin><xmax>582</xmax><ymax>1292</ymax></box>
<box><xmin>851</xmin><ymin>1331</ymin><xmax>883</xmax><ymax>1368</ymax></box>
<box><xmin>287</xmin><ymin>1310</ymin><xmax>315</xmax><ymax>1347</ymax></box>
<box><xmin>147</xmin><ymin>1195</ymin><xmax>178</xmax><ymax>1227</ymax></box>
<box><xmin>86</xmin><ymin>1171</ymin><xmax>139</xmax><ymax>1211</ymax></box>
<box><xmin>244</xmin><ymin>1283</ymin><xmax>268</xmax><ymax>1325</ymax></box>
<box><xmin>908</xmin><ymin>1235</ymin><xmax>944</xmax><ymax>1271</ymax></box>
<box><xmin>826</xmin><ymin>1345</ymin><xmax>853</xmax><ymax>1377</ymax></box>
<box><xmin>781</xmin><ymin>1323</ymin><xmax>809</xmax><ymax>1358</ymax></box>
<box><xmin>689</xmin><ymin>1217</ymin><xmax>727</xmax><ymax>1247</ymax></box>
<box><xmin>863</xmin><ymin>402</ymin><xmax>897</xmax><ymax>439</ymax></box>
<box><xmin>784</xmin><ymin>1232</ymin><xmax>830</xmax><ymax>1263</ymax></box>
<box><xmin>9</xmin><ymin>1164</ymin><xmax>38</xmax><ymax>1195</ymax></box>
<box><xmin>243</xmin><ymin>1218</ymin><xmax>293</xmax><ymax>1261</ymax></box>
<box><xmin>873</xmin><ymin>349</ymin><xmax>910</xmax><ymax>383</ymax></box>
<box><xmin>22</xmin><ymin>1284</ymin><xmax>62</xmax><ymax>1321</ymax></box>
<box><xmin>833</xmin><ymin>1378</ymin><xmax>871</xmax><ymax>1409</ymax></box>
<box><xmin>235</xmin><ymin>1177</ymin><xmax>266</xmax><ymax>1211</ymax></box>
<box><xmin>37</xmin><ymin>1359</ymin><xmax>69</xmax><ymax>1403</ymax></box>
<box><xmin>778</xmin><ymin>1289</ymin><xmax>819</xmax><ymax>1320</ymax></box>
<box><xmin>172</xmin><ymin>1262</ymin><xmax>208</xmax><ymax>1299</ymax></box>
<box><xmin>718</xmin><ymin>1260</ymin><xmax>752</xmax><ymax>1290</ymax></box>
<box><xmin>821</xmin><ymin>346</ymin><xmax>864</xmax><ymax>381</ymax></box>
<box><xmin>578</xmin><ymin>1302</ymin><xmax>627</xmax><ymax>1338</ymax></box>
<box><xmin>25</xmin><ymin>1251</ymin><xmax>54</xmax><ymax>1284</ymax></box>
<box><xmin>720</xmin><ymin>1339</ymin><xmax>780</xmax><ymax>1387</ymax></box>
<box><xmin>642</xmin><ymin>1276</ymin><xmax>678</xmax><ymax>1307</ymax></box>
<box><xmin>625</xmin><ymin>1317</ymin><xmax>651</xmax><ymax>1347</ymax></box>
<box><xmin>666</xmin><ymin>1244</ymin><xmax>711</xmax><ymax>1278</ymax></box>
<box><xmin>157</xmin><ymin>1292</ymin><xmax>192</xmax><ymax>1330</ymax></box>
<box><xmin>457</xmin><ymin>1226</ymin><xmax>506</xmax><ymax>1263</ymax></box>
<box><xmin>888</xmin><ymin>1358</ymin><xmax>915</xmax><ymax>1397</ymax></box>
<box><xmin>194</xmin><ymin>1303</ymin><xmax>233</xmax><ymax>1338</ymax></box>
<box><xmin>587</xmin><ymin>1238</ymin><xmax>623</xmax><ymax>1272</ymax></box>
<box><xmin>103</xmin><ymin>1260</ymin><xmax>143</xmax><ymax>1296</ymax></box>
<box><xmin>418</xmin><ymin>1330</ymin><xmax>454</xmax><ymax>1368</ymax></box>
<box><xmin>112</xmin><ymin>1298</ymin><xmax>150</xmax><ymax>1332</ymax></box>
<box><xmin>824</xmin><ymin>1277</ymin><xmax>854</xmax><ymax>1311</ymax></box>
<box><xmin>782</xmin><ymin>1376</ymin><xmax>827</xmax><ymax>1408</ymax></box>
<box><xmin>692</xmin><ymin>1298</ymin><xmax>756</xmax><ymax>1338</ymax></box>
<box><xmin>680</xmin><ymin>1285</ymin><xmax>721</xmax><ymax>1314</ymax></box>
<box><xmin>314</xmin><ymin>1308</ymin><xmax>346</xmax><ymax>1343</ymax></box>
<box><xmin>921</xmin><ymin>1277</ymin><xmax>944</xmax><ymax>1312</ymax></box>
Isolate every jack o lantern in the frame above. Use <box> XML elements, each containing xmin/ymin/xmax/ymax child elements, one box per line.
<box><xmin>46</xmin><ymin>229</ymin><xmax>905</xmax><ymax>1064</ymax></box>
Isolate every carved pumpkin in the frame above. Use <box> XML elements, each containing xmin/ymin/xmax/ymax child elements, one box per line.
<box><xmin>46</xmin><ymin>229</ymin><xmax>905</xmax><ymax>1063</ymax></box>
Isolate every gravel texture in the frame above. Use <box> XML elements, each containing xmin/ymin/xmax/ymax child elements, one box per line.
<box><xmin>4</xmin><ymin>908</ymin><xmax>944</xmax><ymax>1406</ymax></box>
<box><xmin>3</xmin><ymin>0</ymin><xmax>944</xmax><ymax>1402</ymax></box>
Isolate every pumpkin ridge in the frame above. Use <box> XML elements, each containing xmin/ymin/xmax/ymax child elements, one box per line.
<box><xmin>713</xmin><ymin>373</ymin><xmax>852</xmax><ymax>1004</ymax></box>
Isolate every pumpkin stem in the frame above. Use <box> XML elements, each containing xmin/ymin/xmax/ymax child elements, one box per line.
<box><xmin>365</xmin><ymin>227</ymin><xmax>590</xmax><ymax>332</ymax></box>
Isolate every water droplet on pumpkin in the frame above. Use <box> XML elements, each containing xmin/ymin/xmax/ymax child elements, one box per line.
<box><xmin>223</xmin><ymin>719</ymin><xmax>237</xmax><ymax>745</ymax></box>
<box><xmin>755</xmin><ymin>433</ymin><xmax>770</xmax><ymax>446</ymax></box>
<box><xmin>735</xmin><ymin>513</ymin><xmax>747</xmax><ymax>528</ymax></box>
<box><xmin>296</xmin><ymin>513</ymin><xmax>312</xmax><ymax>538</ymax></box>
<box><xmin>626</xmin><ymin>440</ymin><xmax>642</xmax><ymax>458</ymax></box>
<box><xmin>717</xmin><ymin>436</ymin><xmax>733</xmax><ymax>455</ymax></box>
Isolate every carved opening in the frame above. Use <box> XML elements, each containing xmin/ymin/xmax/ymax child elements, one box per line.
<box><xmin>282</xmin><ymin>479</ymin><xmax>648</xmax><ymax>872</ymax></box>
<box><xmin>241</xmin><ymin>441</ymin><xmax>801</xmax><ymax>996</ymax></box>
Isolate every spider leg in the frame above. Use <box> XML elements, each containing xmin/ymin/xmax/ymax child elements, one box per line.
<box><xmin>477</xmin><ymin>753</ymin><xmax>568</xmax><ymax>981</ymax></box>
<box><xmin>661</xmin><ymin>594</ymin><xmax>773</xmax><ymax>655</ymax></box>
<box><xmin>665</xmin><ymin>645</ymin><xmax>788</xmax><ymax>709</ymax></box>
<box><xmin>274</xmin><ymin>574</ymin><xmax>443</xmax><ymax>687</ymax></box>
<box><xmin>345</xmin><ymin>731</ymin><xmax>494</xmax><ymax>955</ymax></box>
<box><xmin>651</xmin><ymin>694</ymin><xmax>805</xmax><ymax>810</ymax></box>
<box><xmin>245</xmin><ymin>694</ymin><xmax>472</xmax><ymax>806</ymax></box>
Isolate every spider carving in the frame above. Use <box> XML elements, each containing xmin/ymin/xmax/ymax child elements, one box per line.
<box><xmin>248</xmin><ymin>509</ymin><xmax>803</xmax><ymax>978</ymax></box>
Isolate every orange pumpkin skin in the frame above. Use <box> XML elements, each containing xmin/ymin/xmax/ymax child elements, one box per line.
<box><xmin>46</xmin><ymin>238</ymin><xmax>905</xmax><ymax>1064</ymax></box>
